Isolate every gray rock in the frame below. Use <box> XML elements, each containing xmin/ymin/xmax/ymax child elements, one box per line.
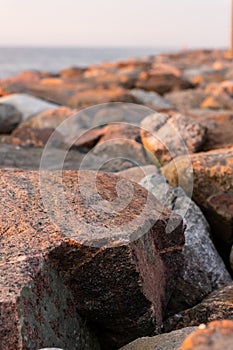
<box><xmin>119</xmin><ymin>327</ymin><xmax>197</xmax><ymax>350</ymax></box>
<box><xmin>0</xmin><ymin>103</ymin><xmax>22</xmax><ymax>133</ymax></box>
<box><xmin>79</xmin><ymin>139</ymin><xmax>152</xmax><ymax>172</ymax></box>
<box><xmin>140</xmin><ymin>112</ymin><xmax>207</xmax><ymax>165</ymax></box>
<box><xmin>0</xmin><ymin>93</ymin><xmax>57</xmax><ymax>121</ymax></box>
<box><xmin>116</xmin><ymin>165</ymin><xmax>160</xmax><ymax>183</ymax></box>
<box><xmin>131</xmin><ymin>89</ymin><xmax>174</xmax><ymax>110</ymax></box>
<box><xmin>164</xmin><ymin>283</ymin><xmax>233</xmax><ymax>332</ymax></box>
<box><xmin>139</xmin><ymin>175</ymin><xmax>231</xmax><ymax>314</ymax></box>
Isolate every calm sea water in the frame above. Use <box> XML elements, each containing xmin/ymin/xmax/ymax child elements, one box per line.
<box><xmin>0</xmin><ymin>47</ymin><xmax>175</xmax><ymax>79</ymax></box>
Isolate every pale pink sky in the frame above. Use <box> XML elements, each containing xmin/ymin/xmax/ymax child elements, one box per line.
<box><xmin>0</xmin><ymin>0</ymin><xmax>230</xmax><ymax>47</ymax></box>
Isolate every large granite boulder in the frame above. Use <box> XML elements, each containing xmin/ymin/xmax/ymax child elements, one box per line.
<box><xmin>139</xmin><ymin>175</ymin><xmax>231</xmax><ymax>314</ymax></box>
<box><xmin>0</xmin><ymin>170</ymin><xmax>185</xmax><ymax>349</ymax></box>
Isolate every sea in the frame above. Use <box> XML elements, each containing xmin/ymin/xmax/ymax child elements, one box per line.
<box><xmin>0</xmin><ymin>47</ymin><xmax>176</xmax><ymax>79</ymax></box>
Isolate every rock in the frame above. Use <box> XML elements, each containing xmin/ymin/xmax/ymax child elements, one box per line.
<box><xmin>116</xmin><ymin>165</ymin><xmax>160</xmax><ymax>183</ymax></box>
<box><xmin>205</xmin><ymin>192</ymin><xmax>233</xmax><ymax>270</ymax></box>
<box><xmin>19</xmin><ymin>106</ymin><xmax>75</xmax><ymax>129</ymax></box>
<box><xmin>200</xmin><ymin>94</ymin><xmax>233</xmax><ymax>110</ymax></box>
<box><xmin>179</xmin><ymin>320</ymin><xmax>233</xmax><ymax>350</ymax></box>
<box><xmin>140</xmin><ymin>112</ymin><xmax>207</xmax><ymax>165</ymax></box>
<box><xmin>97</xmin><ymin>123</ymin><xmax>141</xmax><ymax>145</ymax></box>
<box><xmin>164</xmin><ymin>283</ymin><xmax>233</xmax><ymax>332</ymax></box>
<box><xmin>183</xmin><ymin>67</ymin><xmax>226</xmax><ymax>85</ymax></box>
<box><xmin>0</xmin><ymin>170</ymin><xmax>185</xmax><ymax>349</ymax></box>
<box><xmin>10</xmin><ymin>127</ymin><xmax>58</xmax><ymax>148</ymax></box>
<box><xmin>0</xmin><ymin>258</ymin><xmax>100</xmax><ymax>350</ymax></box>
<box><xmin>0</xmin><ymin>72</ymin><xmax>137</xmax><ymax>107</ymax></box>
<box><xmin>8</xmin><ymin>107</ymin><xmax>76</xmax><ymax>148</ymax></box>
<box><xmin>135</xmin><ymin>69</ymin><xmax>193</xmax><ymax>95</ymax></box>
<box><xmin>0</xmin><ymin>103</ymin><xmax>22</xmax><ymax>133</ymax></box>
<box><xmin>162</xmin><ymin>148</ymin><xmax>233</xmax><ymax>209</ymax></box>
<box><xmin>130</xmin><ymin>89</ymin><xmax>174</xmax><ymax>111</ymax></box>
<box><xmin>139</xmin><ymin>175</ymin><xmax>231</xmax><ymax>315</ymax></box>
<box><xmin>119</xmin><ymin>327</ymin><xmax>197</xmax><ymax>350</ymax></box>
<box><xmin>165</xmin><ymin>89</ymin><xmax>206</xmax><ymax>112</ymax></box>
<box><xmin>59</xmin><ymin>66</ymin><xmax>87</xmax><ymax>79</ymax></box>
<box><xmin>80</xmin><ymin>139</ymin><xmax>153</xmax><ymax>172</ymax></box>
<box><xmin>68</xmin><ymin>87</ymin><xmax>137</xmax><ymax>108</ymax></box>
<box><xmin>0</xmin><ymin>143</ymin><xmax>86</xmax><ymax>170</ymax></box>
<box><xmin>0</xmin><ymin>94</ymin><xmax>57</xmax><ymax>121</ymax></box>
<box><xmin>230</xmin><ymin>246</ymin><xmax>233</xmax><ymax>271</ymax></box>
<box><xmin>187</xmin><ymin>109</ymin><xmax>233</xmax><ymax>151</ymax></box>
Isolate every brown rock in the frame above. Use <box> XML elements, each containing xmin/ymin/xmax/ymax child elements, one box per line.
<box><xmin>162</xmin><ymin>148</ymin><xmax>233</xmax><ymax>209</ymax></box>
<box><xmin>179</xmin><ymin>320</ymin><xmax>233</xmax><ymax>350</ymax></box>
<box><xmin>205</xmin><ymin>192</ymin><xmax>233</xmax><ymax>270</ymax></box>
<box><xmin>140</xmin><ymin>112</ymin><xmax>207</xmax><ymax>165</ymax></box>
<box><xmin>0</xmin><ymin>170</ymin><xmax>185</xmax><ymax>349</ymax></box>
<box><xmin>164</xmin><ymin>283</ymin><xmax>233</xmax><ymax>333</ymax></box>
<box><xmin>0</xmin><ymin>72</ymin><xmax>137</xmax><ymax>107</ymax></box>
<box><xmin>136</xmin><ymin>69</ymin><xmax>193</xmax><ymax>95</ymax></box>
<box><xmin>68</xmin><ymin>86</ymin><xmax>137</xmax><ymax>108</ymax></box>
<box><xmin>200</xmin><ymin>94</ymin><xmax>233</xmax><ymax>110</ymax></box>
<box><xmin>119</xmin><ymin>327</ymin><xmax>197</xmax><ymax>350</ymax></box>
<box><xmin>20</xmin><ymin>106</ymin><xmax>75</xmax><ymax>129</ymax></box>
<box><xmin>164</xmin><ymin>89</ymin><xmax>207</xmax><ymax>113</ymax></box>
<box><xmin>187</xmin><ymin>109</ymin><xmax>233</xmax><ymax>151</ymax></box>
<box><xmin>98</xmin><ymin>123</ymin><xmax>141</xmax><ymax>144</ymax></box>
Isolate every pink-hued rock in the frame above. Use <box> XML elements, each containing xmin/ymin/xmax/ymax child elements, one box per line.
<box><xmin>0</xmin><ymin>169</ymin><xmax>185</xmax><ymax>350</ymax></box>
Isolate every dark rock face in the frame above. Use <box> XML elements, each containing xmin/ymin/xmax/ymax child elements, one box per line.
<box><xmin>119</xmin><ymin>327</ymin><xmax>197</xmax><ymax>350</ymax></box>
<box><xmin>0</xmin><ymin>103</ymin><xmax>22</xmax><ymax>133</ymax></box>
<box><xmin>164</xmin><ymin>283</ymin><xmax>233</xmax><ymax>332</ymax></box>
<box><xmin>179</xmin><ymin>320</ymin><xmax>233</xmax><ymax>350</ymax></box>
<box><xmin>0</xmin><ymin>170</ymin><xmax>185</xmax><ymax>349</ymax></box>
<box><xmin>139</xmin><ymin>175</ymin><xmax>231</xmax><ymax>316</ymax></box>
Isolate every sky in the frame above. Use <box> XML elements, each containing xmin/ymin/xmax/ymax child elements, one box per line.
<box><xmin>0</xmin><ymin>0</ymin><xmax>230</xmax><ymax>48</ymax></box>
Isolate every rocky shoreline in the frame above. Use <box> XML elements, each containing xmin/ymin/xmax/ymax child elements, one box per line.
<box><xmin>0</xmin><ymin>49</ymin><xmax>233</xmax><ymax>349</ymax></box>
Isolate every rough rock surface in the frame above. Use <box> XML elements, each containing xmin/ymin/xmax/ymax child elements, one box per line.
<box><xmin>187</xmin><ymin>109</ymin><xmax>233</xmax><ymax>150</ymax></box>
<box><xmin>119</xmin><ymin>327</ymin><xmax>197</xmax><ymax>350</ymax></box>
<box><xmin>0</xmin><ymin>170</ymin><xmax>185</xmax><ymax>349</ymax></box>
<box><xmin>80</xmin><ymin>139</ymin><xmax>153</xmax><ymax>172</ymax></box>
<box><xmin>165</xmin><ymin>89</ymin><xmax>206</xmax><ymax>112</ymax></box>
<box><xmin>206</xmin><ymin>192</ymin><xmax>233</xmax><ymax>270</ymax></box>
<box><xmin>0</xmin><ymin>93</ymin><xmax>57</xmax><ymax>121</ymax></box>
<box><xmin>135</xmin><ymin>68</ymin><xmax>193</xmax><ymax>94</ymax></box>
<box><xmin>116</xmin><ymin>165</ymin><xmax>160</xmax><ymax>184</ymax></box>
<box><xmin>162</xmin><ymin>148</ymin><xmax>233</xmax><ymax>209</ymax></box>
<box><xmin>139</xmin><ymin>175</ymin><xmax>231</xmax><ymax>315</ymax></box>
<box><xmin>140</xmin><ymin>112</ymin><xmax>207</xmax><ymax>165</ymax></box>
<box><xmin>179</xmin><ymin>320</ymin><xmax>233</xmax><ymax>350</ymax></box>
<box><xmin>130</xmin><ymin>89</ymin><xmax>174</xmax><ymax>111</ymax></box>
<box><xmin>164</xmin><ymin>283</ymin><xmax>233</xmax><ymax>332</ymax></box>
<box><xmin>0</xmin><ymin>103</ymin><xmax>22</xmax><ymax>133</ymax></box>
